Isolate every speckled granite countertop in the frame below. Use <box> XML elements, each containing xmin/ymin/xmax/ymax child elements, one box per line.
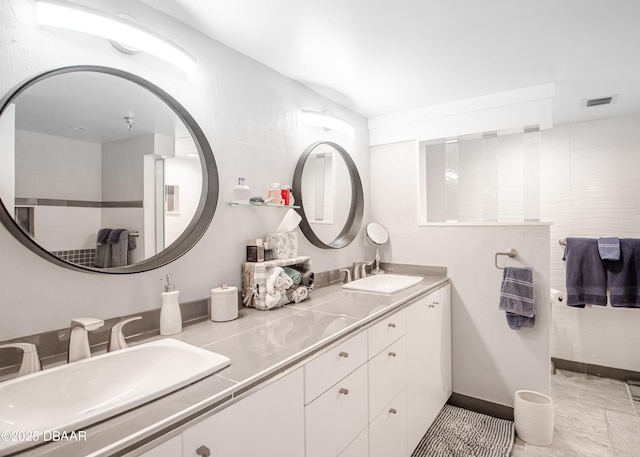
<box><xmin>10</xmin><ymin>267</ymin><xmax>448</xmax><ymax>457</ymax></box>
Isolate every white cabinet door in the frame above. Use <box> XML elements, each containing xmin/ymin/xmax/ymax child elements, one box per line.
<box><xmin>406</xmin><ymin>284</ymin><xmax>451</xmax><ymax>452</ymax></box>
<box><xmin>338</xmin><ymin>428</ymin><xmax>368</xmax><ymax>457</ymax></box>
<box><xmin>139</xmin><ymin>435</ymin><xmax>182</xmax><ymax>457</ymax></box>
<box><xmin>305</xmin><ymin>364</ymin><xmax>369</xmax><ymax>457</ymax></box>
<box><xmin>369</xmin><ymin>388</ymin><xmax>408</xmax><ymax>457</ymax></box>
<box><xmin>182</xmin><ymin>368</ymin><xmax>304</xmax><ymax>457</ymax></box>
<box><xmin>368</xmin><ymin>336</ymin><xmax>407</xmax><ymax>419</ymax></box>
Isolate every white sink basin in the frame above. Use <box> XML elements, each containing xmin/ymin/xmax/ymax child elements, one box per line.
<box><xmin>0</xmin><ymin>339</ymin><xmax>230</xmax><ymax>453</ymax></box>
<box><xmin>342</xmin><ymin>274</ymin><xmax>424</xmax><ymax>294</ymax></box>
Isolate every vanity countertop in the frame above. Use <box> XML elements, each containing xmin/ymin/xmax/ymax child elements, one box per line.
<box><xmin>12</xmin><ymin>271</ymin><xmax>448</xmax><ymax>457</ymax></box>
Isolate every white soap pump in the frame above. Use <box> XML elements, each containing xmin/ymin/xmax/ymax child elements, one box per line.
<box><xmin>160</xmin><ymin>274</ymin><xmax>182</xmax><ymax>336</ymax></box>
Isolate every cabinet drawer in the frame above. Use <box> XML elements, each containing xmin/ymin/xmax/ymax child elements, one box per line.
<box><xmin>369</xmin><ymin>388</ymin><xmax>408</xmax><ymax>457</ymax></box>
<box><xmin>305</xmin><ymin>331</ymin><xmax>367</xmax><ymax>404</ymax></box>
<box><xmin>182</xmin><ymin>368</ymin><xmax>304</xmax><ymax>457</ymax></box>
<box><xmin>368</xmin><ymin>335</ymin><xmax>407</xmax><ymax>419</ymax></box>
<box><xmin>368</xmin><ymin>308</ymin><xmax>406</xmax><ymax>359</ymax></box>
<box><xmin>305</xmin><ymin>364</ymin><xmax>368</xmax><ymax>457</ymax></box>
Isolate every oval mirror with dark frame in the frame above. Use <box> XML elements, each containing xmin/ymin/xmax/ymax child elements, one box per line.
<box><xmin>293</xmin><ymin>141</ymin><xmax>363</xmax><ymax>249</ymax></box>
<box><xmin>0</xmin><ymin>66</ymin><xmax>218</xmax><ymax>274</ymax></box>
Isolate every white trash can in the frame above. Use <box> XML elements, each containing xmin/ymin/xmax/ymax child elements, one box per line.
<box><xmin>514</xmin><ymin>390</ymin><xmax>554</xmax><ymax>446</ymax></box>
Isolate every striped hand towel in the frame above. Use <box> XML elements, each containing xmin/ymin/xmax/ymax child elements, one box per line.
<box><xmin>499</xmin><ymin>266</ymin><xmax>536</xmax><ymax>330</ymax></box>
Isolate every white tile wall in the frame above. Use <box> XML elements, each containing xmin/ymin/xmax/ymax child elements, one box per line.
<box><xmin>541</xmin><ymin>114</ymin><xmax>640</xmax><ymax>372</ymax></box>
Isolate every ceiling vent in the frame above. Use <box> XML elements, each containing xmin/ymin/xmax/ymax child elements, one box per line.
<box><xmin>582</xmin><ymin>95</ymin><xmax>618</xmax><ymax>108</ymax></box>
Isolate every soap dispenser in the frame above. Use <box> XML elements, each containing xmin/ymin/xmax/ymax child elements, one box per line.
<box><xmin>233</xmin><ymin>177</ymin><xmax>251</xmax><ymax>204</ymax></box>
<box><xmin>160</xmin><ymin>274</ymin><xmax>182</xmax><ymax>335</ymax></box>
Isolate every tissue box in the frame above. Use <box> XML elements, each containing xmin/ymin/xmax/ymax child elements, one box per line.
<box><xmin>266</xmin><ymin>232</ymin><xmax>298</xmax><ymax>259</ymax></box>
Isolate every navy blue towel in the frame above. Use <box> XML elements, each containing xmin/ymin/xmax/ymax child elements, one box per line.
<box><xmin>563</xmin><ymin>238</ymin><xmax>607</xmax><ymax>307</ymax></box>
<box><xmin>607</xmin><ymin>238</ymin><xmax>640</xmax><ymax>308</ymax></box>
<box><xmin>499</xmin><ymin>266</ymin><xmax>536</xmax><ymax>330</ymax></box>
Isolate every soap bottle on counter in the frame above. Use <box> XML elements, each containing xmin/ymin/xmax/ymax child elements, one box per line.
<box><xmin>233</xmin><ymin>177</ymin><xmax>250</xmax><ymax>204</ymax></box>
<box><xmin>160</xmin><ymin>274</ymin><xmax>182</xmax><ymax>335</ymax></box>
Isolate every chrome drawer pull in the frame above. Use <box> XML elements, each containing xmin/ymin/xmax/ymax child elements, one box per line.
<box><xmin>196</xmin><ymin>445</ymin><xmax>211</xmax><ymax>457</ymax></box>
<box><xmin>388</xmin><ymin>323</ymin><xmax>396</xmax><ymax>328</ymax></box>
<box><xmin>339</xmin><ymin>351</ymin><xmax>349</xmax><ymax>358</ymax></box>
<box><xmin>388</xmin><ymin>351</ymin><xmax>397</xmax><ymax>357</ymax></box>
<box><xmin>389</xmin><ymin>408</ymin><xmax>398</xmax><ymax>414</ymax></box>
<box><xmin>339</xmin><ymin>387</ymin><xmax>349</xmax><ymax>395</ymax></box>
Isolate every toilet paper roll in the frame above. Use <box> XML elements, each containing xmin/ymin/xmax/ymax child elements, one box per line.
<box><xmin>210</xmin><ymin>285</ymin><xmax>239</xmax><ymax>322</ymax></box>
<box><xmin>550</xmin><ymin>288</ymin><xmax>564</xmax><ymax>306</ymax></box>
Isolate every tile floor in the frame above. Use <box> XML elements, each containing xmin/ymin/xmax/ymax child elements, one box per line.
<box><xmin>511</xmin><ymin>370</ymin><xmax>639</xmax><ymax>457</ymax></box>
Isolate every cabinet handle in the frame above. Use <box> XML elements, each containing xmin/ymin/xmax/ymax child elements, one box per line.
<box><xmin>389</xmin><ymin>408</ymin><xmax>398</xmax><ymax>414</ymax></box>
<box><xmin>388</xmin><ymin>323</ymin><xmax>396</xmax><ymax>328</ymax></box>
<box><xmin>339</xmin><ymin>387</ymin><xmax>349</xmax><ymax>395</ymax></box>
<box><xmin>339</xmin><ymin>351</ymin><xmax>349</xmax><ymax>358</ymax></box>
<box><xmin>196</xmin><ymin>445</ymin><xmax>211</xmax><ymax>457</ymax></box>
<box><xmin>388</xmin><ymin>351</ymin><xmax>397</xmax><ymax>357</ymax></box>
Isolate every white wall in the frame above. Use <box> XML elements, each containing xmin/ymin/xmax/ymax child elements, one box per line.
<box><xmin>14</xmin><ymin>130</ymin><xmax>103</xmax><ymax>251</ymax></box>
<box><xmin>0</xmin><ymin>0</ymin><xmax>369</xmax><ymax>339</ymax></box>
<box><xmin>102</xmin><ymin>135</ymin><xmax>151</xmax><ymax>202</ymax></box>
<box><xmin>371</xmin><ymin>140</ymin><xmax>550</xmax><ymax>408</ymax></box>
<box><xmin>15</xmin><ymin>130</ymin><xmax>102</xmax><ymax>201</ymax></box>
<box><xmin>164</xmin><ymin>155</ymin><xmax>201</xmax><ymax>246</ymax></box>
<box><xmin>541</xmin><ymin>114</ymin><xmax>640</xmax><ymax>372</ymax></box>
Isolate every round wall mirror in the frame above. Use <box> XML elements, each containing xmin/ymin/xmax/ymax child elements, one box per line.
<box><xmin>293</xmin><ymin>141</ymin><xmax>363</xmax><ymax>249</ymax></box>
<box><xmin>0</xmin><ymin>66</ymin><xmax>218</xmax><ymax>273</ymax></box>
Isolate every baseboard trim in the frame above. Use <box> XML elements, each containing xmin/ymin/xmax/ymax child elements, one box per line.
<box><xmin>552</xmin><ymin>357</ymin><xmax>640</xmax><ymax>382</ymax></box>
<box><xmin>447</xmin><ymin>393</ymin><xmax>514</xmax><ymax>421</ymax></box>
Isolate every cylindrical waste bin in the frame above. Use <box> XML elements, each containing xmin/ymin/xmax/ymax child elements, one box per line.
<box><xmin>514</xmin><ymin>390</ymin><xmax>554</xmax><ymax>446</ymax></box>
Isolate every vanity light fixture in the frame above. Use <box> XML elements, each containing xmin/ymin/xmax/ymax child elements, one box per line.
<box><xmin>301</xmin><ymin>110</ymin><xmax>355</xmax><ymax>139</ymax></box>
<box><xmin>35</xmin><ymin>0</ymin><xmax>196</xmax><ymax>74</ymax></box>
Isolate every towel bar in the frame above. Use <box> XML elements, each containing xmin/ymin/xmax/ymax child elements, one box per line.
<box><xmin>495</xmin><ymin>248</ymin><xmax>518</xmax><ymax>269</ymax></box>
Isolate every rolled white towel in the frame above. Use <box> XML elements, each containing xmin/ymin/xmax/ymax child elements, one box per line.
<box><xmin>266</xmin><ymin>267</ymin><xmax>284</xmax><ymax>295</ymax></box>
<box><xmin>280</xmin><ymin>272</ymin><xmax>294</xmax><ymax>289</ymax></box>
<box><xmin>265</xmin><ymin>290</ymin><xmax>282</xmax><ymax>309</ymax></box>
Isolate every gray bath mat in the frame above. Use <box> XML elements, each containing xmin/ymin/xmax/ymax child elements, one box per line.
<box><xmin>411</xmin><ymin>405</ymin><xmax>514</xmax><ymax>457</ymax></box>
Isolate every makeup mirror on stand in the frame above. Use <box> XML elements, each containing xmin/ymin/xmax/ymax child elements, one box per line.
<box><xmin>366</xmin><ymin>222</ymin><xmax>389</xmax><ymax>275</ymax></box>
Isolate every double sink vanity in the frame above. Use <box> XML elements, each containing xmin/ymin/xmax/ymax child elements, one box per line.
<box><xmin>2</xmin><ymin>268</ymin><xmax>450</xmax><ymax>457</ymax></box>
<box><xmin>0</xmin><ymin>64</ymin><xmax>449</xmax><ymax>457</ymax></box>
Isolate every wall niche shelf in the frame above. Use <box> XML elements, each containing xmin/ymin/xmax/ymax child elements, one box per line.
<box><xmin>225</xmin><ymin>201</ymin><xmax>300</xmax><ymax>209</ymax></box>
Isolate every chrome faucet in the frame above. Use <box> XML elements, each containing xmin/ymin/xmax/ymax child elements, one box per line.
<box><xmin>68</xmin><ymin>317</ymin><xmax>104</xmax><ymax>363</ymax></box>
<box><xmin>108</xmin><ymin>316</ymin><xmax>142</xmax><ymax>352</ymax></box>
<box><xmin>0</xmin><ymin>343</ymin><xmax>42</xmax><ymax>376</ymax></box>
<box><xmin>339</xmin><ymin>268</ymin><xmax>352</xmax><ymax>284</ymax></box>
<box><xmin>352</xmin><ymin>261</ymin><xmax>373</xmax><ymax>280</ymax></box>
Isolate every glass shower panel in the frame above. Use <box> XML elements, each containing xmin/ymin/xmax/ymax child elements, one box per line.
<box><xmin>445</xmin><ymin>141</ymin><xmax>459</xmax><ymax>222</ymax></box>
<box><xmin>425</xmin><ymin>143</ymin><xmax>446</xmax><ymax>222</ymax></box>
<box><xmin>523</xmin><ymin>128</ymin><xmax>541</xmax><ymax>221</ymax></box>
<box><xmin>482</xmin><ymin>133</ymin><xmax>498</xmax><ymax>222</ymax></box>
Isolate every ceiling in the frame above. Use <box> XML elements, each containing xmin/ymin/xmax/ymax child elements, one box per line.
<box><xmin>14</xmin><ymin>70</ymin><xmax>187</xmax><ymax>144</ymax></box>
<box><xmin>141</xmin><ymin>0</ymin><xmax>640</xmax><ymax>126</ymax></box>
